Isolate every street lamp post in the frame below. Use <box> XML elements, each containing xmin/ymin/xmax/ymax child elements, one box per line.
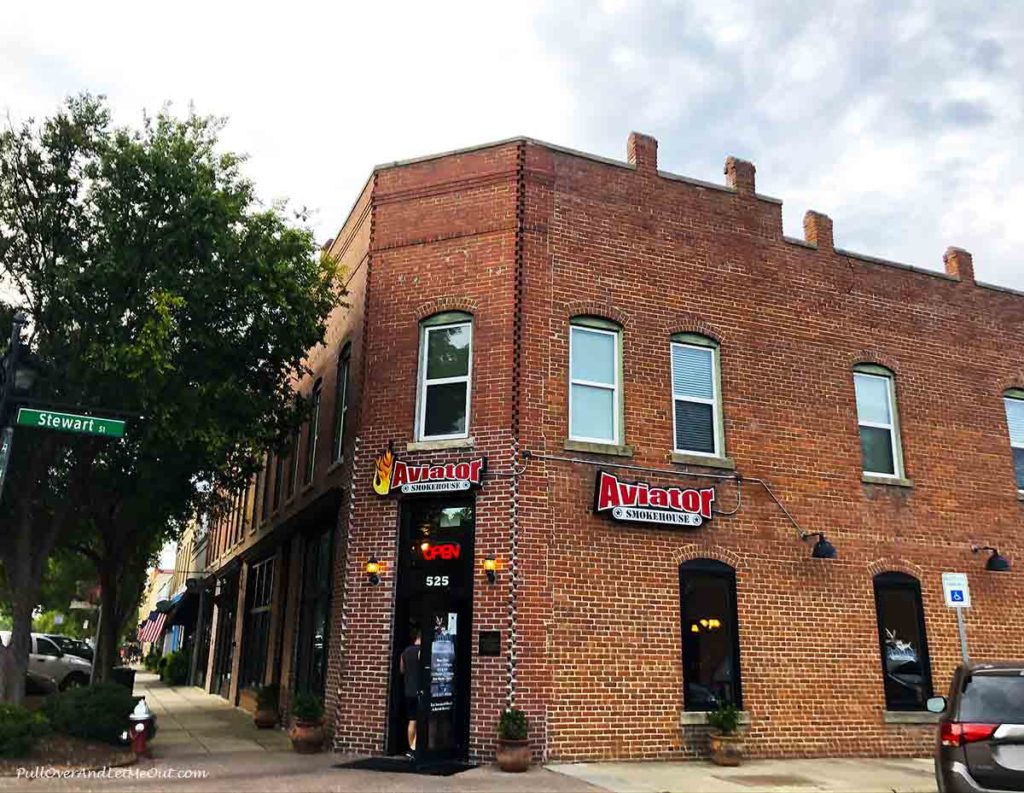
<box><xmin>0</xmin><ymin>312</ymin><xmax>37</xmax><ymax>499</ymax></box>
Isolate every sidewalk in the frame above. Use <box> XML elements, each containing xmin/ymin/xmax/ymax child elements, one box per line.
<box><xmin>550</xmin><ymin>757</ymin><xmax>937</xmax><ymax>793</ymax></box>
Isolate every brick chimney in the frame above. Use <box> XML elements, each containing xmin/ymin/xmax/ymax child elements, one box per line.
<box><xmin>803</xmin><ymin>211</ymin><xmax>834</xmax><ymax>251</ymax></box>
<box><xmin>627</xmin><ymin>132</ymin><xmax>658</xmax><ymax>175</ymax></box>
<box><xmin>724</xmin><ymin>156</ymin><xmax>756</xmax><ymax>196</ymax></box>
<box><xmin>943</xmin><ymin>247</ymin><xmax>975</xmax><ymax>284</ymax></box>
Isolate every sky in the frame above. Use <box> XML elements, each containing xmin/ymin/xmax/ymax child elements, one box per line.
<box><xmin>2</xmin><ymin>0</ymin><xmax>1022</xmax><ymax>288</ymax></box>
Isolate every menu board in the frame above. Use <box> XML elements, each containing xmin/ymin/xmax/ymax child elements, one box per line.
<box><xmin>430</xmin><ymin>617</ymin><xmax>456</xmax><ymax>713</ymax></box>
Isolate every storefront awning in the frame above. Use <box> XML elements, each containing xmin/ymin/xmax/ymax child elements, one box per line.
<box><xmin>166</xmin><ymin>588</ymin><xmax>199</xmax><ymax>628</ymax></box>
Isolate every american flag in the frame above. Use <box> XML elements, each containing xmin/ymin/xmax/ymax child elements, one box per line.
<box><xmin>138</xmin><ymin>611</ymin><xmax>167</xmax><ymax>643</ymax></box>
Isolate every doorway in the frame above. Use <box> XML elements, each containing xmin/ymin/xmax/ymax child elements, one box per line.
<box><xmin>211</xmin><ymin>572</ymin><xmax>238</xmax><ymax>699</ymax></box>
<box><xmin>388</xmin><ymin>499</ymin><xmax>475</xmax><ymax>765</ymax></box>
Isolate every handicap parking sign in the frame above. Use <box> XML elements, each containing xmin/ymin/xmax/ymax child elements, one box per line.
<box><xmin>942</xmin><ymin>572</ymin><xmax>971</xmax><ymax>609</ymax></box>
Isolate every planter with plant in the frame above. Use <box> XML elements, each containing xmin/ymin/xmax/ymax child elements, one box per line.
<box><xmin>253</xmin><ymin>684</ymin><xmax>279</xmax><ymax>729</ymax></box>
<box><xmin>288</xmin><ymin>693</ymin><xmax>324</xmax><ymax>753</ymax></box>
<box><xmin>495</xmin><ymin>707</ymin><xmax>530</xmax><ymax>772</ymax></box>
<box><xmin>706</xmin><ymin>701</ymin><xmax>745</xmax><ymax>766</ymax></box>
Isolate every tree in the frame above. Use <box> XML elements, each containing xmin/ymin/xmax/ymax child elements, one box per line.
<box><xmin>0</xmin><ymin>95</ymin><xmax>341</xmax><ymax>699</ymax></box>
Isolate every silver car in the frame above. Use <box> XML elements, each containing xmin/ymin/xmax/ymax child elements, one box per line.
<box><xmin>0</xmin><ymin>631</ymin><xmax>92</xmax><ymax>690</ymax></box>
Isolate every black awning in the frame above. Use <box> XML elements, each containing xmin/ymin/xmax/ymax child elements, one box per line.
<box><xmin>166</xmin><ymin>589</ymin><xmax>200</xmax><ymax>628</ymax></box>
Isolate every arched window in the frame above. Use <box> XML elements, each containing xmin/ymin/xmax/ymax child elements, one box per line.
<box><xmin>670</xmin><ymin>333</ymin><xmax>724</xmax><ymax>458</ymax></box>
<box><xmin>569</xmin><ymin>316</ymin><xmax>622</xmax><ymax>444</ymax></box>
<box><xmin>853</xmin><ymin>364</ymin><xmax>905</xmax><ymax>480</ymax></box>
<box><xmin>417</xmin><ymin>312</ymin><xmax>472</xmax><ymax>441</ymax></box>
<box><xmin>1003</xmin><ymin>389</ymin><xmax>1024</xmax><ymax>492</ymax></box>
<box><xmin>679</xmin><ymin>559</ymin><xmax>742</xmax><ymax>710</ymax></box>
<box><xmin>332</xmin><ymin>343</ymin><xmax>352</xmax><ymax>463</ymax></box>
<box><xmin>873</xmin><ymin>572</ymin><xmax>933</xmax><ymax>711</ymax></box>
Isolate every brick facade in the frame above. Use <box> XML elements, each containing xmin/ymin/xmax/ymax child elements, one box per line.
<box><xmin>203</xmin><ymin>132</ymin><xmax>1024</xmax><ymax>764</ymax></box>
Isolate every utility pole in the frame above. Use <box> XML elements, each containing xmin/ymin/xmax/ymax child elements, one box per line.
<box><xmin>0</xmin><ymin>312</ymin><xmax>31</xmax><ymax>499</ymax></box>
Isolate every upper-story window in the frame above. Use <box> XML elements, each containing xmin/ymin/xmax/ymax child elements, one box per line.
<box><xmin>853</xmin><ymin>365</ymin><xmax>905</xmax><ymax>479</ymax></box>
<box><xmin>304</xmin><ymin>380</ymin><xmax>322</xmax><ymax>485</ymax></box>
<box><xmin>671</xmin><ymin>334</ymin><xmax>724</xmax><ymax>458</ymax></box>
<box><xmin>569</xmin><ymin>318</ymin><xmax>622</xmax><ymax>444</ymax></box>
<box><xmin>417</xmin><ymin>313</ymin><xmax>472</xmax><ymax>441</ymax></box>
<box><xmin>1003</xmin><ymin>390</ymin><xmax>1024</xmax><ymax>491</ymax></box>
<box><xmin>332</xmin><ymin>343</ymin><xmax>351</xmax><ymax>463</ymax></box>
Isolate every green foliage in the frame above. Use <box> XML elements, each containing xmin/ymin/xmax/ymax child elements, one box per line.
<box><xmin>0</xmin><ymin>704</ymin><xmax>50</xmax><ymax>757</ymax></box>
<box><xmin>32</xmin><ymin>609</ymin><xmax>92</xmax><ymax>640</ymax></box>
<box><xmin>160</xmin><ymin>649</ymin><xmax>190</xmax><ymax>686</ymax></box>
<box><xmin>498</xmin><ymin>707</ymin><xmax>528</xmax><ymax>741</ymax></box>
<box><xmin>43</xmin><ymin>683</ymin><xmax>135</xmax><ymax>744</ymax></box>
<box><xmin>291</xmin><ymin>692</ymin><xmax>323</xmax><ymax>723</ymax></box>
<box><xmin>257</xmin><ymin>683</ymin><xmax>279</xmax><ymax>709</ymax></box>
<box><xmin>143</xmin><ymin>649</ymin><xmax>161</xmax><ymax>672</ymax></box>
<box><xmin>706</xmin><ymin>700</ymin><xmax>742</xmax><ymax>735</ymax></box>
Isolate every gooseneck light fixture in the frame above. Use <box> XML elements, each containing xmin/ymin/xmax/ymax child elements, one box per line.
<box><xmin>365</xmin><ymin>557</ymin><xmax>381</xmax><ymax>585</ymax></box>
<box><xmin>972</xmin><ymin>545</ymin><xmax>1011</xmax><ymax>572</ymax></box>
<box><xmin>801</xmin><ymin>532</ymin><xmax>837</xmax><ymax>560</ymax></box>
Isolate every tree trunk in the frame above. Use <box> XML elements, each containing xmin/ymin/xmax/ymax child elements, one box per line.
<box><xmin>92</xmin><ymin>565</ymin><xmax>121</xmax><ymax>684</ymax></box>
<box><xmin>0</xmin><ymin>597</ymin><xmax>33</xmax><ymax>704</ymax></box>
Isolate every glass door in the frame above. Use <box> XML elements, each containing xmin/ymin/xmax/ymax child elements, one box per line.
<box><xmin>390</xmin><ymin>500</ymin><xmax>474</xmax><ymax>765</ymax></box>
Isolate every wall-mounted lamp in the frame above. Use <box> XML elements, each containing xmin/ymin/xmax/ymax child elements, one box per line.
<box><xmin>801</xmin><ymin>532</ymin><xmax>837</xmax><ymax>559</ymax></box>
<box><xmin>972</xmin><ymin>545</ymin><xmax>1011</xmax><ymax>572</ymax></box>
<box><xmin>366</xmin><ymin>557</ymin><xmax>381</xmax><ymax>585</ymax></box>
<box><xmin>483</xmin><ymin>555</ymin><xmax>498</xmax><ymax>584</ymax></box>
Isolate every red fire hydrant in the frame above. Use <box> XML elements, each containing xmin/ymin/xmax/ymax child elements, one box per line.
<box><xmin>129</xmin><ymin>698</ymin><xmax>155</xmax><ymax>758</ymax></box>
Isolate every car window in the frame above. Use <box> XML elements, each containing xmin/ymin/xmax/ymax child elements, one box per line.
<box><xmin>959</xmin><ymin>674</ymin><xmax>1024</xmax><ymax>722</ymax></box>
<box><xmin>35</xmin><ymin>636</ymin><xmax>61</xmax><ymax>656</ymax></box>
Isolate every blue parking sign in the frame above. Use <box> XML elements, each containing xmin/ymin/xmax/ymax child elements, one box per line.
<box><xmin>951</xmin><ymin>590</ymin><xmax>964</xmax><ymax>602</ymax></box>
<box><xmin>942</xmin><ymin>572</ymin><xmax>971</xmax><ymax>608</ymax></box>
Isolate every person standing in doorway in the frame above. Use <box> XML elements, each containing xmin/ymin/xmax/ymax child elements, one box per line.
<box><xmin>400</xmin><ymin>627</ymin><xmax>421</xmax><ymax>757</ymax></box>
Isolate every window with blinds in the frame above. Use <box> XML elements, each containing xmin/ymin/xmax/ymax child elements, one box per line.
<box><xmin>1004</xmin><ymin>393</ymin><xmax>1024</xmax><ymax>490</ymax></box>
<box><xmin>671</xmin><ymin>341</ymin><xmax>719</xmax><ymax>456</ymax></box>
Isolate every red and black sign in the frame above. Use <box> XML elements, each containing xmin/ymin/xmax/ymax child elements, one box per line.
<box><xmin>373</xmin><ymin>449</ymin><xmax>486</xmax><ymax>496</ymax></box>
<box><xmin>420</xmin><ymin>541</ymin><xmax>461</xmax><ymax>561</ymax></box>
<box><xmin>594</xmin><ymin>470</ymin><xmax>714</xmax><ymax>528</ymax></box>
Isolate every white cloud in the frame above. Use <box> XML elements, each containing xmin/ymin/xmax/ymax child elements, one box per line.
<box><xmin>2</xmin><ymin>0</ymin><xmax>1022</xmax><ymax>287</ymax></box>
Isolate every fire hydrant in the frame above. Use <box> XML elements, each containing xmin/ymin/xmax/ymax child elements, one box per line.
<box><xmin>129</xmin><ymin>698</ymin><xmax>155</xmax><ymax>758</ymax></box>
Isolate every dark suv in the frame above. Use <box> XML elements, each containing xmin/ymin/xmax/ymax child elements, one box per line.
<box><xmin>930</xmin><ymin>662</ymin><xmax>1024</xmax><ymax>792</ymax></box>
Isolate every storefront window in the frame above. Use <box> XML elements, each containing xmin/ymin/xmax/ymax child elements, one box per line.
<box><xmin>294</xmin><ymin>528</ymin><xmax>332</xmax><ymax>697</ymax></box>
<box><xmin>873</xmin><ymin>572</ymin><xmax>933</xmax><ymax>710</ymax></box>
<box><xmin>240</xmin><ymin>557</ymin><xmax>275</xmax><ymax>689</ymax></box>
<box><xmin>418</xmin><ymin>314</ymin><xmax>472</xmax><ymax>440</ymax></box>
<box><xmin>679</xmin><ymin>559</ymin><xmax>742</xmax><ymax>710</ymax></box>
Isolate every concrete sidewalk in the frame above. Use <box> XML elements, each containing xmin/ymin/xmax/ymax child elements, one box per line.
<box><xmin>549</xmin><ymin>757</ymin><xmax>937</xmax><ymax>793</ymax></box>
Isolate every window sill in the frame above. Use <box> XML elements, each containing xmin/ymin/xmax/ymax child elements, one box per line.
<box><xmin>563</xmin><ymin>439</ymin><xmax>634</xmax><ymax>458</ymax></box>
<box><xmin>406</xmin><ymin>437</ymin><xmax>475</xmax><ymax>453</ymax></box>
<box><xmin>671</xmin><ymin>452</ymin><xmax>735</xmax><ymax>470</ymax></box>
<box><xmin>680</xmin><ymin>710</ymin><xmax>751</xmax><ymax>727</ymax></box>
<box><xmin>883</xmin><ymin>710</ymin><xmax>939</xmax><ymax>725</ymax></box>
<box><xmin>862</xmin><ymin>474</ymin><xmax>914</xmax><ymax>488</ymax></box>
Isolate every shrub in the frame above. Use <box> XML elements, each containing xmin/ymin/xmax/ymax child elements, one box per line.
<box><xmin>0</xmin><ymin>704</ymin><xmax>49</xmax><ymax>758</ymax></box>
<box><xmin>257</xmin><ymin>683</ymin><xmax>279</xmax><ymax>710</ymax></box>
<box><xmin>43</xmin><ymin>683</ymin><xmax>136</xmax><ymax>745</ymax></box>
<box><xmin>706</xmin><ymin>700</ymin><xmax>741</xmax><ymax>735</ymax></box>
<box><xmin>291</xmin><ymin>692</ymin><xmax>323</xmax><ymax>723</ymax></box>
<box><xmin>498</xmin><ymin>707</ymin><xmax>528</xmax><ymax>741</ymax></box>
<box><xmin>143</xmin><ymin>650</ymin><xmax>161</xmax><ymax>672</ymax></box>
<box><xmin>161</xmin><ymin>650</ymin><xmax>190</xmax><ymax>686</ymax></box>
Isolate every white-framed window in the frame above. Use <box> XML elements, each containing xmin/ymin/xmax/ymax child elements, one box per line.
<box><xmin>417</xmin><ymin>316</ymin><xmax>472</xmax><ymax>440</ymax></box>
<box><xmin>1003</xmin><ymin>391</ymin><xmax>1024</xmax><ymax>491</ymax></box>
<box><xmin>569</xmin><ymin>322</ymin><xmax>620</xmax><ymax>444</ymax></box>
<box><xmin>671</xmin><ymin>338</ymin><xmax>722</xmax><ymax>456</ymax></box>
<box><xmin>854</xmin><ymin>367</ymin><xmax>904</xmax><ymax>478</ymax></box>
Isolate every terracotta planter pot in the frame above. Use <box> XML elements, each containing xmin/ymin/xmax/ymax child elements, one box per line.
<box><xmin>253</xmin><ymin>707</ymin><xmax>278</xmax><ymax>729</ymax></box>
<box><xmin>708</xmin><ymin>731</ymin><xmax>745</xmax><ymax>766</ymax></box>
<box><xmin>496</xmin><ymin>738</ymin><xmax>531</xmax><ymax>772</ymax></box>
<box><xmin>289</xmin><ymin>719</ymin><xmax>324</xmax><ymax>753</ymax></box>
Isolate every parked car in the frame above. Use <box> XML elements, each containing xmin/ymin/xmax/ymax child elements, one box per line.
<box><xmin>25</xmin><ymin>668</ymin><xmax>58</xmax><ymax>696</ymax></box>
<box><xmin>45</xmin><ymin>633</ymin><xmax>94</xmax><ymax>662</ymax></box>
<box><xmin>0</xmin><ymin>631</ymin><xmax>92</xmax><ymax>690</ymax></box>
<box><xmin>930</xmin><ymin>661</ymin><xmax>1024</xmax><ymax>792</ymax></box>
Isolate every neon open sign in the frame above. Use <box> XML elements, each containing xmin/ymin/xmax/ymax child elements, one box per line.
<box><xmin>420</xmin><ymin>542</ymin><xmax>461</xmax><ymax>561</ymax></box>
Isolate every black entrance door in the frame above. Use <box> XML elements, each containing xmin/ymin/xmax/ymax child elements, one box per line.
<box><xmin>211</xmin><ymin>572</ymin><xmax>238</xmax><ymax>699</ymax></box>
<box><xmin>390</xmin><ymin>500</ymin><xmax>474</xmax><ymax>765</ymax></box>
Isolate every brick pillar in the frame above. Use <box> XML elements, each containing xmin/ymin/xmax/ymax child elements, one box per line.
<box><xmin>627</xmin><ymin>132</ymin><xmax>658</xmax><ymax>175</ymax></box>
<box><xmin>724</xmin><ymin>156</ymin><xmax>756</xmax><ymax>195</ymax></box>
<box><xmin>804</xmin><ymin>210</ymin><xmax>834</xmax><ymax>251</ymax></box>
<box><xmin>943</xmin><ymin>247</ymin><xmax>975</xmax><ymax>284</ymax></box>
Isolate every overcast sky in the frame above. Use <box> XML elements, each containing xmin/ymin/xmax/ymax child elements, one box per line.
<box><xmin>3</xmin><ymin>0</ymin><xmax>1022</xmax><ymax>287</ymax></box>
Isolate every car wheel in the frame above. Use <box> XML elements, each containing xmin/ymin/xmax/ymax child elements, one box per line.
<box><xmin>60</xmin><ymin>672</ymin><xmax>89</xmax><ymax>690</ymax></box>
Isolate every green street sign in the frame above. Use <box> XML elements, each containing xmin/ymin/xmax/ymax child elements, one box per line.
<box><xmin>16</xmin><ymin>408</ymin><xmax>126</xmax><ymax>438</ymax></box>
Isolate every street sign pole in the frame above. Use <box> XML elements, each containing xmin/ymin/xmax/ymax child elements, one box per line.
<box><xmin>955</xmin><ymin>608</ymin><xmax>969</xmax><ymax>663</ymax></box>
<box><xmin>0</xmin><ymin>427</ymin><xmax>13</xmax><ymax>500</ymax></box>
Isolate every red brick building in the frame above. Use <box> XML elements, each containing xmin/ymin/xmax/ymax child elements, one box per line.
<box><xmin>196</xmin><ymin>132</ymin><xmax>1024</xmax><ymax>764</ymax></box>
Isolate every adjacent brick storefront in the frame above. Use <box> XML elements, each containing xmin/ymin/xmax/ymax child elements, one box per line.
<box><xmin>207</xmin><ymin>132</ymin><xmax>1024</xmax><ymax>764</ymax></box>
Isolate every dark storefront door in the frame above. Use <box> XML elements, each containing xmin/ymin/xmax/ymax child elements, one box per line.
<box><xmin>389</xmin><ymin>500</ymin><xmax>474</xmax><ymax>766</ymax></box>
<box><xmin>211</xmin><ymin>572</ymin><xmax>238</xmax><ymax>699</ymax></box>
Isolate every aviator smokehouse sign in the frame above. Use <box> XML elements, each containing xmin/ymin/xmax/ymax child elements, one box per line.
<box><xmin>372</xmin><ymin>448</ymin><xmax>486</xmax><ymax>496</ymax></box>
<box><xmin>594</xmin><ymin>470</ymin><xmax>715</xmax><ymax>527</ymax></box>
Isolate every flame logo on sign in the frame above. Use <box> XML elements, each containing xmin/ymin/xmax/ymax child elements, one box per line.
<box><xmin>372</xmin><ymin>449</ymin><xmax>394</xmax><ymax>495</ymax></box>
